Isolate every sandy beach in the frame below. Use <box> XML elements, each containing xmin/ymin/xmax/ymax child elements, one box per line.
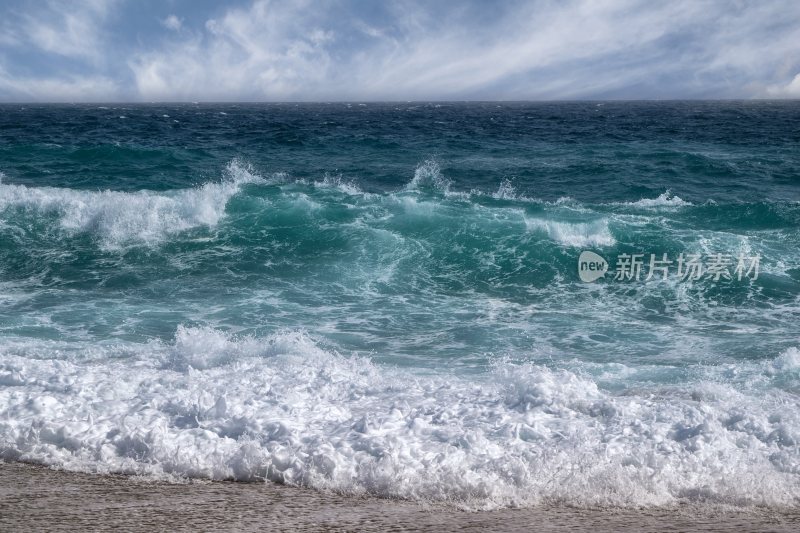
<box><xmin>1</xmin><ymin>462</ymin><xmax>797</xmax><ymax>532</ymax></box>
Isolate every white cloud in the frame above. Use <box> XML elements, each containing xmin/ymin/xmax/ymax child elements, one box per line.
<box><xmin>125</xmin><ymin>0</ymin><xmax>800</xmax><ymax>101</ymax></box>
<box><xmin>130</xmin><ymin>0</ymin><xmax>334</xmax><ymax>100</ymax></box>
<box><xmin>767</xmin><ymin>73</ymin><xmax>800</xmax><ymax>98</ymax></box>
<box><xmin>353</xmin><ymin>0</ymin><xmax>798</xmax><ymax>100</ymax></box>
<box><xmin>21</xmin><ymin>0</ymin><xmax>114</xmax><ymax>62</ymax></box>
<box><xmin>161</xmin><ymin>14</ymin><xmax>182</xmax><ymax>32</ymax></box>
<box><xmin>0</xmin><ymin>64</ymin><xmax>118</xmax><ymax>101</ymax></box>
<box><xmin>1</xmin><ymin>0</ymin><xmax>800</xmax><ymax>101</ymax></box>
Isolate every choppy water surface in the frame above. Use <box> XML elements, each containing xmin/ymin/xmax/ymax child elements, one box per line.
<box><xmin>1</xmin><ymin>102</ymin><xmax>799</xmax><ymax>509</ymax></box>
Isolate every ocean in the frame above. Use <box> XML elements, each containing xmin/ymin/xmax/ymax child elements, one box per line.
<box><xmin>0</xmin><ymin>101</ymin><xmax>799</xmax><ymax>510</ymax></box>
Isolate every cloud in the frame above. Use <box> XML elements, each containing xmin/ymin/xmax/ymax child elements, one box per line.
<box><xmin>0</xmin><ymin>64</ymin><xmax>118</xmax><ymax>101</ymax></box>
<box><xmin>161</xmin><ymin>15</ymin><xmax>182</xmax><ymax>32</ymax></box>
<box><xmin>1</xmin><ymin>0</ymin><xmax>799</xmax><ymax>101</ymax></box>
<box><xmin>345</xmin><ymin>0</ymin><xmax>800</xmax><ymax>100</ymax></box>
<box><xmin>17</xmin><ymin>0</ymin><xmax>114</xmax><ymax>62</ymax></box>
<box><xmin>126</xmin><ymin>0</ymin><xmax>800</xmax><ymax>101</ymax></box>
<box><xmin>767</xmin><ymin>73</ymin><xmax>800</xmax><ymax>98</ymax></box>
<box><xmin>130</xmin><ymin>0</ymin><xmax>335</xmax><ymax>100</ymax></box>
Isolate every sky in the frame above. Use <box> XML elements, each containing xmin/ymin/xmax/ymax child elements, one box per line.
<box><xmin>0</xmin><ymin>0</ymin><xmax>799</xmax><ymax>102</ymax></box>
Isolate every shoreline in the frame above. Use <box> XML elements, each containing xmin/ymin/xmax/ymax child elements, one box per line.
<box><xmin>2</xmin><ymin>462</ymin><xmax>799</xmax><ymax>532</ymax></box>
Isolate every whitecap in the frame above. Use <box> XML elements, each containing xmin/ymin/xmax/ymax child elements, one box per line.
<box><xmin>0</xmin><ymin>160</ymin><xmax>261</xmax><ymax>249</ymax></box>
<box><xmin>772</xmin><ymin>347</ymin><xmax>800</xmax><ymax>373</ymax></box>
<box><xmin>405</xmin><ymin>160</ymin><xmax>451</xmax><ymax>192</ymax></box>
<box><xmin>623</xmin><ymin>191</ymin><xmax>692</xmax><ymax>208</ymax></box>
<box><xmin>492</xmin><ymin>179</ymin><xmax>517</xmax><ymax>200</ymax></box>
<box><xmin>524</xmin><ymin>217</ymin><xmax>616</xmax><ymax>247</ymax></box>
<box><xmin>313</xmin><ymin>173</ymin><xmax>366</xmax><ymax>196</ymax></box>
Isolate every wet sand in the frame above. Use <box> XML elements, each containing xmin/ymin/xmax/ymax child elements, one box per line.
<box><xmin>1</xmin><ymin>462</ymin><xmax>798</xmax><ymax>532</ymax></box>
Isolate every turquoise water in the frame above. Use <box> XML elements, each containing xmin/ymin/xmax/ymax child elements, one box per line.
<box><xmin>1</xmin><ymin>102</ymin><xmax>799</xmax><ymax>509</ymax></box>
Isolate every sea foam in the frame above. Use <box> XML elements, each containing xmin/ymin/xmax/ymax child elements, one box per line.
<box><xmin>524</xmin><ymin>217</ymin><xmax>616</xmax><ymax>247</ymax></box>
<box><xmin>623</xmin><ymin>191</ymin><xmax>692</xmax><ymax>208</ymax></box>
<box><xmin>405</xmin><ymin>160</ymin><xmax>452</xmax><ymax>192</ymax></box>
<box><xmin>1</xmin><ymin>327</ymin><xmax>798</xmax><ymax>510</ymax></box>
<box><xmin>0</xmin><ymin>160</ymin><xmax>260</xmax><ymax>249</ymax></box>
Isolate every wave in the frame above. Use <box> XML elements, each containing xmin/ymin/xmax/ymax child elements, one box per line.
<box><xmin>1</xmin><ymin>159</ymin><xmax>796</xmax><ymax>261</ymax></box>
<box><xmin>405</xmin><ymin>160</ymin><xmax>452</xmax><ymax>192</ymax></box>
<box><xmin>0</xmin><ymin>159</ymin><xmax>601</xmax><ymax>252</ymax></box>
<box><xmin>492</xmin><ymin>179</ymin><xmax>519</xmax><ymax>200</ymax></box>
<box><xmin>622</xmin><ymin>191</ymin><xmax>692</xmax><ymax>208</ymax></box>
<box><xmin>0</xmin><ymin>160</ymin><xmax>260</xmax><ymax>249</ymax></box>
<box><xmin>524</xmin><ymin>217</ymin><xmax>616</xmax><ymax>247</ymax></box>
<box><xmin>1</xmin><ymin>326</ymin><xmax>799</xmax><ymax>510</ymax></box>
<box><xmin>313</xmin><ymin>173</ymin><xmax>367</xmax><ymax>196</ymax></box>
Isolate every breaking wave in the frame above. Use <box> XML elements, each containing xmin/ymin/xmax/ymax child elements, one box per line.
<box><xmin>1</xmin><ymin>326</ymin><xmax>799</xmax><ymax>510</ymax></box>
<box><xmin>0</xmin><ymin>160</ymin><xmax>261</xmax><ymax>249</ymax></box>
<box><xmin>622</xmin><ymin>191</ymin><xmax>692</xmax><ymax>208</ymax></box>
<box><xmin>524</xmin><ymin>217</ymin><xmax>616</xmax><ymax>247</ymax></box>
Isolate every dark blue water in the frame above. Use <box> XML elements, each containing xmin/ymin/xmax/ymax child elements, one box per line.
<box><xmin>3</xmin><ymin>102</ymin><xmax>799</xmax><ymax>201</ymax></box>
<box><xmin>1</xmin><ymin>102</ymin><xmax>799</xmax><ymax>509</ymax></box>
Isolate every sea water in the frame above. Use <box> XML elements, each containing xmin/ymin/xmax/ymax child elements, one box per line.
<box><xmin>0</xmin><ymin>102</ymin><xmax>799</xmax><ymax>509</ymax></box>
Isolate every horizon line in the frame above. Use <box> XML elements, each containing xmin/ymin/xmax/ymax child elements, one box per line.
<box><xmin>1</xmin><ymin>98</ymin><xmax>799</xmax><ymax>105</ymax></box>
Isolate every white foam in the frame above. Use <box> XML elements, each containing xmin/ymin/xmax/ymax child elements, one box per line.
<box><xmin>405</xmin><ymin>160</ymin><xmax>451</xmax><ymax>192</ymax></box>
<box><xmin>1</xmin><ymin>327</ymin><xmax>799</xmax><ymax>510</ymax></box>
<box><xmin>772</xmin><ymin>347</ymin><xmax>800</xmax><ymax>373</ymax></box>
<box><xmin>624</xmin><ymin>191</ymin><xmax>692</xmax><ymax>208</ymax></box>
<box><xmin>492</xmin><ymin>179</ymin><xmax>517</xmax><ymax>200</ymax></box>
<box><xmin>313</xmin><ymin>173</ymin><xmax>366</xmax><ymax>196</ymax></box>
<box><xmin>524</xmin><ymin>217</ymin><xmax>616</xmax><ymax>247</ymax></box>
<box><xmin>0</xmin><ymin>160</ymin><xmax>261</xmax><ymax>249</ymax></box>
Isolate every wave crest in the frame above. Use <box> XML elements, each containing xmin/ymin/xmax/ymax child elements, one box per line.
<box><xmin>524</xmin><ymin>217</ymin><xmax>616</xmax><ymax>247</ymax></box>
<box><xmin>0</xmin><ymin>160</ymin><xmax>261</xmax><ymax>249</ymax></box>
<box><xmin>405</xmin><ymin>160</ymin><xmax>451</xmax><ymax>192</ymax></box>
<box><xmin>624</xmin><ymin>191</ymin><xmax>692</xmax><ymax>208</ymax></box>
